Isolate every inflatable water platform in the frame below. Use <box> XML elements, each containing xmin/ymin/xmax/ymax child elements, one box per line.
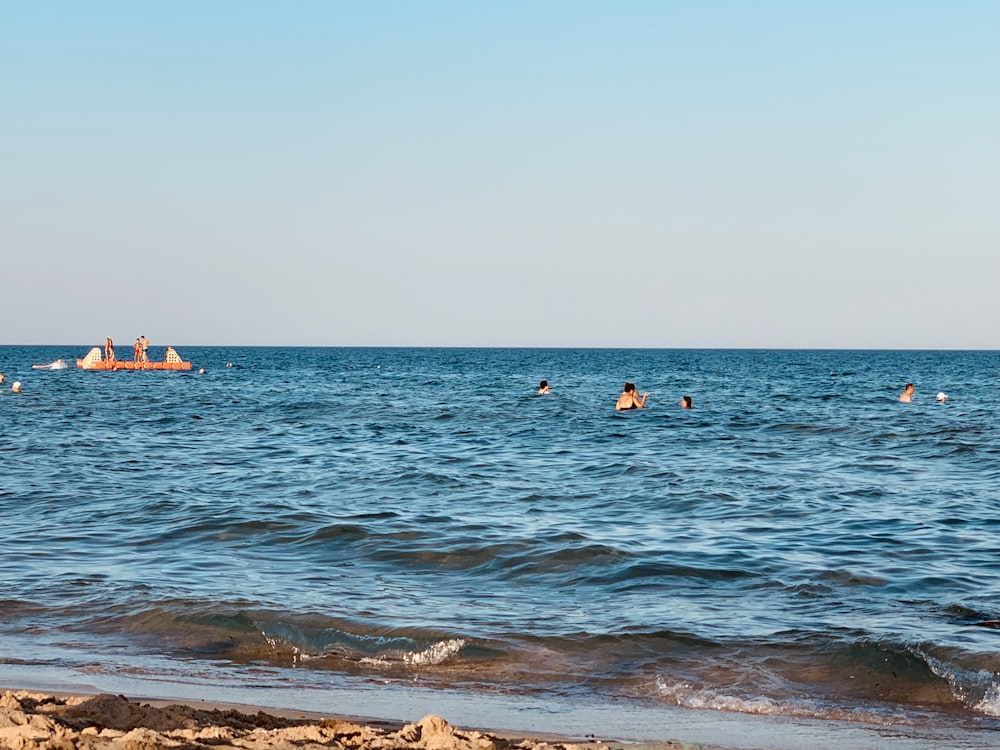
<box><xmin>76</xmin><ymin>346</ymin><xmax>192</xmax><ymax>371</ymax></box>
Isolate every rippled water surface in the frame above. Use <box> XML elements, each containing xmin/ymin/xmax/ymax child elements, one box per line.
<box><xmin>2</xmin><ymin>346</ymin><xmax>1000</xmax><ymax>746</ymax></box>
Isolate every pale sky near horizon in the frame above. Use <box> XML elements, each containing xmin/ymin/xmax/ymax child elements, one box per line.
<box><xmin>3</xmin><ymin>2</ymin><xmax>998</xmax><ymax>348</ymax></box>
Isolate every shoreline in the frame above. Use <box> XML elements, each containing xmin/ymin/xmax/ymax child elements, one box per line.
<box><xmin>2</xmin><ymin>682</ymin><xmax>995</xmax><ymax>750</ymax></box>
<box><xmin>0</xmin><ymin>689</ymin><xmax>707</xmax><ymax>750</ymax></box>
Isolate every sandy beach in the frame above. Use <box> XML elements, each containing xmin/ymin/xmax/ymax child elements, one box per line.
<box><xmin>0</xmin><ymin>690</ymin><xmax>720</xmax><ymax>750</ymax></box>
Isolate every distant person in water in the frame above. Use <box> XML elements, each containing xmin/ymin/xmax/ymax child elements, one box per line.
<box><xmin>615</xmin><ymin>382</ymin><xmax>650</xmax><ymax>411</ymax></box>
<box><xmin>899</xmin><ymin>383</ymin><xmax>915</xmax><ymax>403</ymax></box>
<box><xmin>936</xmin><ymin>391</ymin><xmax>948</xmax><ymax>403</ymax></box>
<box><xmin>104</xmin><ymin>336</ymin><xmax>115</xmax><ymax>362</ymax></box>
<box><xmin>537</xmin><ymin>380</ymin><xmax>550</xmax><ymax>395</ymax></box>
<box><xmin>0</xmin><ymin>373</ymin><xmax>5</xmax><ymax>385</ymax></box>
<box><xmin>680</xmin><ymin>395</ymin><xmax>692</xmax><ymax>409</ymax></box>
<box><xmin>11</xmin><ymin>381</ymin><xmax>22</xmax><ymax>393</ymax></box>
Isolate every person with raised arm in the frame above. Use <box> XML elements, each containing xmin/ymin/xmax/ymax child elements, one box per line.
<box><xmin>615</xmin><ymin>382</ymin><xmax>650</xmax><ymax>411</ymax></box>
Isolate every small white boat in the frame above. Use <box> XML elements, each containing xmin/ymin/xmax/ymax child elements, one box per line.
<box><xmin>32</xmin><ymin>358</ymin><xmax>68</xmax><ymax>370</ymax></box>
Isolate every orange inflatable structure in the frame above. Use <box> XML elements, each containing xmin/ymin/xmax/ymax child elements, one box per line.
<box><xmin>76</xmin><ymin>346</ymin><xmax>192</xmax><ymax>371</ymax></box>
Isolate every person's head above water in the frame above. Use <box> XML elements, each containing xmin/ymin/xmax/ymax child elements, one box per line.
<box><xmin>680</xmin><ymin>395</ymin><xmax>692</xmax><ymax>409</ymax></box>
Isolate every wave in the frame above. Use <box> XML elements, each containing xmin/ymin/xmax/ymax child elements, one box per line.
<box><xmin>359</xmin><ymin>638</ymin><xmax>467</xmax><ymax>667</ymax></box>
<box><xmin>924</xmin><ymin>653</ymin><xmax>1000</xmax><ymax>718</ymax></box>
<box><xmin>7</xmin><ymin>594</ymin><xmax>1000</xmax><ymax>728</ymax></box>
<box><xmin>654</xmin><ymin>676</ymin><xmax>915</xmax><ymax>725</ymax></box>
<box><xmin>648</xmin><ymin>633</ymin><xmax>1000</xmax><ymax>724</ymax></box>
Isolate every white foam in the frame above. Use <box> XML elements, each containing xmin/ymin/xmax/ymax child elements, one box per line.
<box><xmin>974</xmin><ymin>681</ymin><xmax>1000</xmax><ymax>717</ymax></box>
<box><xmin>360</xmin><ymin>638</ymin><xmax>466</xmax><ymax>667</ymax></box>
<box><xmin>656</xmin><ymin>676</ymin><xmax>785</xmax><ymax>716</ymax></box>
<box><xmin>404</xmin><ymin>638</ymin><xmax>465</xmax><ymax>665</ymax></box>
<box><xmin>924</xmin><ymin>652</ymin><xmax>1000</xmax><ymax>716</ymax></box>
<box><xmin>654</xmin><ymin>676</ymin><xmax>902</xmax><ymax>725</ymax></box>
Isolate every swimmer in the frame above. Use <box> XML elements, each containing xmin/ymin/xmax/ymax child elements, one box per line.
<box><xmin>899</xmin><ymin>383</ymin><xmax>914</xmax><ymax>403</ymax></box>
<box><xmin>936</xmin><ymin>392</ymin><xmax>948</xmax><ymax>402</ymax></box>
<box><xmin>0</xmin><ymin>372</ymin><xmax>5</xmax><ymax>385</ymax></box>
<box><xmin>680</xmin><ymin>395</ymin><xmax>692</xmax><ymax>409</ymax></box>
<box><xmin>615</xmin><ymin>382</ymin><xmax>650</xmax><ymax>411</ymax></box>
<box><xmin>198</xmin><ymin>368</ymin><xmax>206</xmax><ymax>375</ymax></box>
<box><xmin>11</xmin><ymin>381</ymin><xmax>22</xmax><ymax>393</ymax></box>
<box><xmin>537</xmin><ymin>380</ymin><xmax>550</xmax><ymax>395</ymax></box>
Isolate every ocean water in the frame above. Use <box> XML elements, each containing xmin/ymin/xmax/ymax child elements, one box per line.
<box><xmin>2</xmin><ymin>346</ymin><xmax>999</xmax><ymax>748</ymax></box>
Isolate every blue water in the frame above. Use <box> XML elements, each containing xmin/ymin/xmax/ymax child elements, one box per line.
<box><xmin>2</xmin><ymin>346</ymin><xmax>999</xmax><ymax>747</ymax></box>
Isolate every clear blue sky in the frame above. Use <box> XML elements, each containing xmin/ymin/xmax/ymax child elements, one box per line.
<box><xmin>3</xmin><ymin>2</ymin><xmax>998</xmax><ymax>348</ymax></box>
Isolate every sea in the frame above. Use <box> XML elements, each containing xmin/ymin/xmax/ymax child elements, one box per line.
<box><xmin>2</xmin><ymin>346</ymin><xmax>999</xmax><ymax>750</ymax></box>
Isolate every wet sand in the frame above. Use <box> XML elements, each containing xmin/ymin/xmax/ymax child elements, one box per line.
<box><xmin>0</xmin><ymin>690</ymin><xmax>723</xmax><ymax>750</ymax></box>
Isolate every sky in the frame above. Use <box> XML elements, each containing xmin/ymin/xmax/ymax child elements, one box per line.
<box><xmin>2</xmin><ymin>2</ymin><xmax>998</xmax><ymax>348</ymax></box>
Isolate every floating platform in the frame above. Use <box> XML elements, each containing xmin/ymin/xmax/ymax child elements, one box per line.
<box><xmin>76</xmin><ymin>347</ymin><xmax>192</xmax><ymax>371</ymax></box>
<box><xmin>77</xmin><ymin>360</ymin><xmax>192</xmax><ymax>371</ymax></box>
